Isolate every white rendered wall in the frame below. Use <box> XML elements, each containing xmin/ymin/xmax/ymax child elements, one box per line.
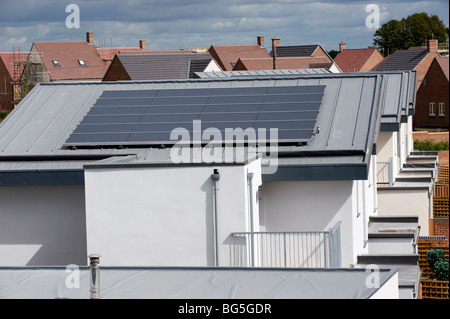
<box><xmin>377</xmin><ymin>188</ymin><xmax>430</xmax><ymax>235</ymax></box>
<box><xmin>0</xmin><ymin>185</ymin><xmax>87</xmax><ymax>266</ymax></box>
<box><xmin>369</xmin><ymin>272</ymin><xmax>399</xmax><ymax>299</ymax></box>
<box><xmin>84</xmin><ymin>161</ymin><xmax>262</xmax><ymax>267</ymax></box>
<box><xmin>377</xmin><ymin>131</ymin><xmax>399</xmax><ymax>180</ymax></box>
<box><xmin>260</xmin><ymin>178</ymin><xmax>374</xmax><ymax>267</ymax></box>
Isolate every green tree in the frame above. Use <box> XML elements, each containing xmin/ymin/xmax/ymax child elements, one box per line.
<box><xmin>373</xmin><ymin>12</ymin><xmax>448</xmax><ymax>56</ymax></box>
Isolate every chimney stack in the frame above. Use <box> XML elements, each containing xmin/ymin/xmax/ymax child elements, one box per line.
<box><xmin>427</xmin><ymin>39</ymin><xmax>438</xmax><ymax>52</ymax></box>
<box><xmin>139</xmin><ymin>40</ymin><xmax>146</xmax><ymax>50</ymax></box>
<box><xmin>339</xmin><ymin>41</ymin><xmax>346</xmax><ymax>52</ymax></box>
<box><xmin>257</xmin><ymin>36</ymin><xmax>264</xmax><ymax>47</ymax></box>
<box><xmin>86</xmin><ymin>32</ymin><xmax>94</xmax><ymax>44</ymax></box>
<box><xmin>272</xmin><ymin>37</ymin><xmax>280</xmax><ymax>70</ymax></box>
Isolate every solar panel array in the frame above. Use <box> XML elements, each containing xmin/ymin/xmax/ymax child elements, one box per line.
<box><xmin>65</xmin><ymin>85</ymin><xmax>325</xmax><ymax>147</ymax></box>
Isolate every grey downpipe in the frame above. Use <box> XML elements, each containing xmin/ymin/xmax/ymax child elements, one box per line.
<box><xmin>248</xmin><ymin>172</ymin><xmax>255</xmax><ymax>267</ymax></box>
<box><xmin>211</xmin><ymin>169</ymin><xmax>220</xmax><ymax>266</ymax></box>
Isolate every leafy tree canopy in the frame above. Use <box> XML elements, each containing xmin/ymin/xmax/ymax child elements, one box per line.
<box><xmin>373</xmin><ymin>12</ymin><xmax>449</xmax><ymax>56</ymax></box>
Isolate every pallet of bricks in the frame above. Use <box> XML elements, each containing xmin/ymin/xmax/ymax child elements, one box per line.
<box><xmin>418</xmin><ymin>238</ymin><xmax>449</xmax><ymax>299</ymax></box>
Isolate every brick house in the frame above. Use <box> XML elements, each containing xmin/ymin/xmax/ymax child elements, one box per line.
<box><xmin>333</xmin><ymin>42</ymin><xmax>384</xmax><ymax>72</ymax></box>
<box><xmin>0</xmin><ymin>52</ymin><xmax>28</xmax><ymax>111</ymax></box>
<box><xmin>231</xmin><ymin>56</ymin><xmax>340</xmax><ymax>73</ymax></box>
<box><xmin>414</xmin><ymin>56</ymin><xmax>449</xmax><ymax>130</ymax></box>
<box><xmin>372</xmin><ymin>39</ymin><xmax>441</xmax><ymax>90</ymax></box>
<box><xmin>102</xmin><ymin>52</ymin><xmax>220</xmax><ymax>81</ymax></box>
<box><xmin>21</xmin><ymin>38</ymin><xmax>108</xmax><ymax>88</ymax></box>
<box><xmin>208</xmin><ymin>37</ymin><xmax>271</xmax><ymax>71</ymax></box>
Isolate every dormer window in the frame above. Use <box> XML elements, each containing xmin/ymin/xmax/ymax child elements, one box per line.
<box><xmin>78</xmin><ymin>59</ymin><xmax>86</xmax><ymax>67</ymax></box>
<box><xmin>52</xmin><ymin>60</ymin><xmax>61</xmax><ymax>67</ymax></box>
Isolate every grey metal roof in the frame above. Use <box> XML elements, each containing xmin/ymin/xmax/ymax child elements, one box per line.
<box><xmin>108</xmin><ymin>53</ymin><xmax>214</xmax><ymax>80</ymax></box>
<box><xmin>0</xmin><ymin>72</ymin><xmax>411</xmax><ymax>182</ymax></box>
<box><xmin>194</xmin><ymin>68</ymin><xmax>332</xmax><ymax>78</ymax></box>
<box><xmin>0</xmin><ymin>266</ymin><xmax>398</xmax><ymax>299</ymax></box>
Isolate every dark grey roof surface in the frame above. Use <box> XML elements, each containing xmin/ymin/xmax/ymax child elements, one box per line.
<box><xmin>113</xmin><ymin>53</ymin><xmax>213</xmax><ymax>80</ymax></box>
<box><xmin>374</xmin><ymin>49</ymin><xmax>429</xmax><ymax>71</ymax></box>
<box><xmin>271</xmin><ymin>45</ymin><xmax>319</xmax><ymax>57</ymax></box>
<box><xmin>0</xmin><ymin>266</ymin><xmax>398</xmax><ymax>299</ymax></box>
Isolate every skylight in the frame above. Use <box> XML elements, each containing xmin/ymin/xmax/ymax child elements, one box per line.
<box><xmin>52</xmin><ymin>60</ymin><xmax>61</xmax><ymax>67</ymax></box>
<box><xmin>78</xmin><ymin>59</ymin><xmax>86</xmax><ymax>67</ymax></box>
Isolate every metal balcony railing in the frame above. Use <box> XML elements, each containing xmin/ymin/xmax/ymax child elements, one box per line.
<box><xmin>229</xmin><ymin>223</ymin><xmax>341</xmax><ymax>268</ymax></box>
<box><xmin>377</xmin><ymin>158</ymin><xmax>393</xmax><ymax>187</ymax></box>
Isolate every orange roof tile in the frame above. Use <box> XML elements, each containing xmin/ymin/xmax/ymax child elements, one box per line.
<box><xmin>34</xmin><ymin>41</ymin><xmax>107</xmax><ymax>81</ymax></box>
<box><xmin>334</xmin><ymin>48</ymin><xmax>383</xmax><ymax>72</ymax></box>
<box><xmin>209</xmin><ymin>45</ymin><xmax>271</xmax><ymax>71</ymax></box>
<box><xmin>0</xmin><ymin>52</ymin><xmax>29</xmax><ymax>81</ymax></box>
<box><xmin>435</xmin><ymin>56</ymin><xmax>449</xmax><ymax>81</ymax></box>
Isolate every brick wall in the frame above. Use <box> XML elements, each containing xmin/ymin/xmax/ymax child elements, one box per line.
<box><xmin>361</xmin><ymin>50</ymin><xmax>384</xmax><ymax>72</ymax></box>
<box><xmin>102</xmin><ymin>57</ymin><xmax>131</xmax><ymax>81</ymax></box>
<box><xmin>414</xmin><ymin>51</ymin><xmax>441</xmax><ymax>91</ymax></box>
<box><xmin>435</xmin><ymin>218</ymin><xmax>449</xmax><ymax>239</ymax></box>
<box><xmin>414</xmin><ymin>57</ymin><xmax>449</xmax><ymax>129</ymax></box>
<box><xmin>0</xmin><ymin>59</ymin><xmax>13</xmax><ymax>111</ymax></box>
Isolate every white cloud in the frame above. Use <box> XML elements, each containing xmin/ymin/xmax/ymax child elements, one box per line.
<box><xmin>0</xmin><ymin>0</ymin><xmax>447</xmax><ymax>52</ymax></box>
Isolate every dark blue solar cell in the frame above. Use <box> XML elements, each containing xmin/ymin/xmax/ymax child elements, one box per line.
<box><xmin>65</xmin><ymin>85</ymin><xmax>324</xmax><ymax>146</ymax></box>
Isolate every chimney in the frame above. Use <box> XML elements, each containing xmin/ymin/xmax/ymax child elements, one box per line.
<box><xmin>339</xmin><ymin>41</ymin><xmax>346</xmax><ymax>52</ymax></box>
<box><xmin>272</xmin><ymin>37</ymin><xmax>280</xmax><ymax>70</ymax></box>
<box><xmin>427</xmin><ymin>39</ymin><xmax>438</xmax><ymax>52</ymax></box>
<box><xmin>257</xmin><ymin>36</ymin><xmax>264</xmax><ymax>47</ymax></box>
<box><xmin>139</xmin><ymin>40</ymin><xmax>146</xmax><ymax>50</ymax></box>
<box><xmin>86</xmin><ymin>32</ymin><xmax>94</xmax><ymax>44</ymax></box>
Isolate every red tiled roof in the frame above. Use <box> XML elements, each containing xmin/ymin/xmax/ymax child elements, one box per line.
<box><xmin>0</xmin><ymin>52</ymin><xmax>29</xmax><ymax>81</ymax></box>
<box><xmin>209</xmin><ymin>45</ymin><xmax>271</xmax><ymax>71</ymax></box>
<box><xmin>34</xmin><ymin>41</ymin><xmax>107</xmax><ymax>80</ymax></box>
<box><xmin>334</xmin><ymin>48</ymin><xmax>383</xmax><ymax>72</ymax></box>
<box><xmin>232</xmin><ymin>56</ymin><xmax>332</xmax><ymax>71</ymax></box>
<box><xmin>435</xmin><ymin>56</ymin><xmax>449</xmax><ymax>81</ymax></box>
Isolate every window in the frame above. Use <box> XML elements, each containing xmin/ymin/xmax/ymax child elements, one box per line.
<box><xmin>78</xmin><ymin>59</ymin><xmax>86</xmax><ymax>67</ymax></box>
<box><xmin>52</xmin><ymin>60</ymin><xmax>61</xmax><ymax>67</ymax></box>
<box><xmin>438</xmin><ymin>103</ymin><xmax>445</xmax><ymax>116</ymax></box>
<box><xmin>429</xmin><ymin>102</ymin><xmax>435</xmax><ymax>116</ymax></box>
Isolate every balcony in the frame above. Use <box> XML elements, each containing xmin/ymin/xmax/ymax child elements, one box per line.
<box><xmin>377</xmin><ymin>158</ymin><xmax>393</xmax><ymax>187</ymax></box>
<box><xmin>228</xmin><ymin>223</ymin><xmax>341</xmax><ymax>268</ymax></box>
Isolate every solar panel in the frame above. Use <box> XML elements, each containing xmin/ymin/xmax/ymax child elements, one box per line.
<box><xmin>65</xmin><ymin>85</ymin><xmax>325</xmax><ymax>147</ymax></box>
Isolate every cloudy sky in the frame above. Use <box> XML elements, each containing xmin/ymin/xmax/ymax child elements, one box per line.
<box><xmin>0</xmin><ymin>0</ymin><xmax>448</xmax><ymax>53</ymax></box>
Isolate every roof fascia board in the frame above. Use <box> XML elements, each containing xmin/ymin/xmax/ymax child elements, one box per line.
<box><xmin>262</xmin><ymin>163</ymin><xmax>368</xmax><ymax>182</ymax></box>
<box><xmin>0</xmin><ymin>170</ymin><xmax>84</xmax><ymax>186</ymax></box>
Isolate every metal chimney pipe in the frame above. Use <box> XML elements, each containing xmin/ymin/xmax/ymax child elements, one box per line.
<box><xmin>89</xmin><ymin>254</ymin><xmax>101</xmax><ymax>299</ymax></box>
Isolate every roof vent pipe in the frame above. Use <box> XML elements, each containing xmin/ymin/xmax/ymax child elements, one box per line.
<box><xmin>88</xmin><ymin>254</ymin><xmax>101</xmax><ymax>299</ymax></box>
<box><xmin>211</xmin><ymin>169</ymin><xmax>220</xmax><ymax>266</ymax></box>
<box><xmin>247</xmin><ymin>172</ymin><xmax>255</xmax><ymax>266</ymax></box>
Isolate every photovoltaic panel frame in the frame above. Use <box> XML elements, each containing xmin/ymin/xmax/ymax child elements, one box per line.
<box><xmin>64</xmin><ymin>85</ymin><xmax>325</xmax><ymax>147</ymax></box>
